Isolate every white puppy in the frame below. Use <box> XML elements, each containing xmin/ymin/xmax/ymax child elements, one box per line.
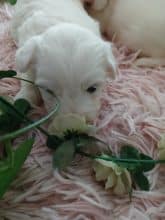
<box><xmin>86</xmin><ymin>0</ymin><xmax>165</xmax><ymax>66</ymax></box>
<box><xmin>12</xmin><ymin>0</ymin><xmax>116</xmax><ymax>122</ymax></box>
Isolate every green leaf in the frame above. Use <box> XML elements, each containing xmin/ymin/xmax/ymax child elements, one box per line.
<box><xmin>115</xmin><ymin>160</ymin><xmax>140</xmax><ymax>171</ymax></box>
<box><xmin>139</xmin><ymin>153</ymin><xmax>156</xmax><ymax>172</ymax></box>
<box><xmin>0</xmin><ymin>70</ymin><xmax>17</xmax><ymax>79</ymax></box>
<box><xmin>133</xmin><ymin>172</ymin><xmax>150</xmax><ymax>191</ymax></box>
<box><xmin>120</xmin><ymin>145</ymin><xmax>140</xmax><ymax>159</ymax></box>
<box><xmin>9</xmin><ymin>99</ymin><xmax>32</xmax><ymax>130</ymax></box>
<box><xmin>47</xmin><ymin>135</ymin><xmax>63</xmax><ymax>149</ymax></box>
<box><xmin>14</xmin><ymin>99</ymin><xmax>31</xmax><ymax>115</ymax></box>
<box><xmin>0</xmin><ymin>97</ymin><xmax>12</xmax><ymax>113</ymax></box>
<box><xmin>0</xmin><ymin>141</ymin><xmax>13</xmax><ymax>172</ymax></box>
<box><xmin>0</xmin><ymin>113</ymin><xmax>11</xmax><ymax>134</ymax></box>
<box><xmin>74</xmin><ymin>134</ymin><xmax>95</xmax><ymax>149</ymax></box>
<box><xmin>0</xmin><ymin>138</ymin><xmax>34</xmax><ymax>198</ymax></box>
<box><xmin>4</xmin><ymin>140</ymin><xmax>14</xmax><ymax>165</ymax></box>
<box><xmin>7</xmin><ymin>0</ymin><xmax>17</xmax><ymax>5</ymax></box>
<box><xmin>119</xmin><ymin>146</ymin><xmax>141</xmax><ymax>171</ymax></box>
<box><xmin>53</xmin><ymin>140</ymin><xmax>75</xmax><ymax>170</ymax></box>
<box><xmin>0</xmin><ymin>98</ymin><xmax>31</xmax><ymax>134</ymax></box>
<box><xmin>0</xmin><ymin>96</ymin><xmax>60</xmax><ymax>142</ymax></box>
<box><xmin>0</xmin><ymin>161</ymin><xmax>10</xmax><ymax>172</ymax></box>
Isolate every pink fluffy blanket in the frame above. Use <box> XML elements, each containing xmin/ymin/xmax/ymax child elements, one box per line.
<box><xmin>0</xmin><ymin>3</ymin><xmax>165</xmax><ymax>220</ymax></box>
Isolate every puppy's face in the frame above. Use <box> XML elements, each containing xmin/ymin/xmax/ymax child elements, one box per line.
<box><xmin>16</xmin><ymin>24</ymin><xmax>116</xmax><ymax>122</ymax></box>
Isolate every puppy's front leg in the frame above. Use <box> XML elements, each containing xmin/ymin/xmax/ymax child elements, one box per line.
<box><xmin>15</xmin><ymin>72</ymin><xmax>41</xmax><ymax>106</ymax></box>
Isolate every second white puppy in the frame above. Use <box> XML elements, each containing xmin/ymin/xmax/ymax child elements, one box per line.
<box><xmin>87</xmin><ymin>0</ymin><xmax>165</xmax><ymax>66</ymax></box>
<box><xmin>12</xmin><ymin>0</ymin><xmax>116</xmax><ymax>122</ymax></box>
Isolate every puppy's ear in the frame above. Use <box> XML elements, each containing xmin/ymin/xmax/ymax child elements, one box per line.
<box><xmin>16</xmin><ymin>36</ymin><xmax>41</xmax><ymax>73</ymax></box>
<box><xmin>104</xmin><ymin>42</ymin><xmax>117</xmax><ymax>79</ymax></box>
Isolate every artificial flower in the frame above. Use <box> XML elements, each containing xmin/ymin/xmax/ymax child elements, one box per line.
<box><xmin>93</xmin><ymin>155</ymin><xmax>132</xmax><ymax>195</ymax></box>
<box><xmin>158</xmin><ymin>135</ymin><xmax>165</xmax><ymax>160</ymax></box>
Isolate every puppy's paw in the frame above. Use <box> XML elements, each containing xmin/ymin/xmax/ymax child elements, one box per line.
<box><xmin>15</xmin><ymin>87</ymin><xmax>41</xmax><ymax>106</ymax></box>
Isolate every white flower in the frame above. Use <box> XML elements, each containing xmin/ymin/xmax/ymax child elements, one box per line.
<box><xmin>48</xmin><ymin>113</ymin><xmax>94</xmax><ymax>136</ymax></box>
<box><xmin>158</xmin><ymin>135</ymin><xmax>165</xmax><ymax>160</ymax></box>
<box><xmin>93</xmin><ymin>156</ymin><xmax>132</xmax><ymax>195</ymax></box>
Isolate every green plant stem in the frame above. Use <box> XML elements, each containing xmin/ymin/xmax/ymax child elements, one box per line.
<box><xmin>77</xmin><ymin>150</ymin><xmax>165</xmax><ymax>165</ymax></box>
<box><xmin>12</xmin><ymin>76</ymin><xmax>34</xmax><ymax>84</ymax></box>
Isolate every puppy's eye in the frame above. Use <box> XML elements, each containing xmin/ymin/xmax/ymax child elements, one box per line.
<box><xmin>86</xmin><ymin>86</ymin><xmax>97</xmax><ymax>94</ymax></box>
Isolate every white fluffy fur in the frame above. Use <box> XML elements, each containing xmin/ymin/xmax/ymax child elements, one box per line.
<box><xmin>12</xmin><ymin>0</ymin><xmax>116</xmax><ymax>121</ymax></box>
<box><xmin>87</xmin><ymin>0</ymin><xmax>165</xmax><ymax>65</ymax></box>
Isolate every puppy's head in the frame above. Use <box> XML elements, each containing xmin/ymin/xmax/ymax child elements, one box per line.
<box><xmin>16</xmin><ymin>23</ymin><xmax>116</xmax><ymax>122</ymax></box>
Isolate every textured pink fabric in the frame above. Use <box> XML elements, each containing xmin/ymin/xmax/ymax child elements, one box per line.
<box><xmin>0</xmin><ymin>3</ymin><xmax>165</xmax><ymax>220</ymax></box>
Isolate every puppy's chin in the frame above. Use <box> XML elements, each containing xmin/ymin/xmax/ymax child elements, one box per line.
<box><xmin>42</xmin><ymin>94</ymin><xmax>100</xmax><ymax>125</ymax></box>
<box><xmin>46</xmin><ymin>102</ymin><xmax>99</xmax><ymax>124</ymax></box>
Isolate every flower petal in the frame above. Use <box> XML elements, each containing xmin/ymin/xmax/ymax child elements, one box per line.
<box><xmin>48</xmin><ymin>114</ymin><xmax>90</xmax><ymax>135</ymax></box>
<box><xmin>113</xmin><ymin>176</ymin><xmax>127</xmax><ymax>195</ymax></box>
<box><xmin>95</xmin><ymin>158</ymin><xmax>122</xmax><ymax>175</ymax></box>
<box><xmin>158</xmin><ymin>135</ymin><xmax>165</xmax><ymax>159</ymax></box>
<box><xmin>158</xmin><ymin>148</ymin><xmax>165</xmax><ymax>160</ymax></box>
<box><xmin>120</xmin><ymin>169</ymin><xmax>132</xmax><ymax>193</ymax></box>
<box><xmin>158</xmin><ymin>135</ymin><xmax>165</xmax><ymax>149</ymax></box>
<box><xmin>93</xmin><ymin>161</ymin><xmax>111</xmax><ymax>181</ymax></box>
<box><xmin>105</xmin><ymin>171</ymin><xmax>117</xmax><ymax>189</ymax></box>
